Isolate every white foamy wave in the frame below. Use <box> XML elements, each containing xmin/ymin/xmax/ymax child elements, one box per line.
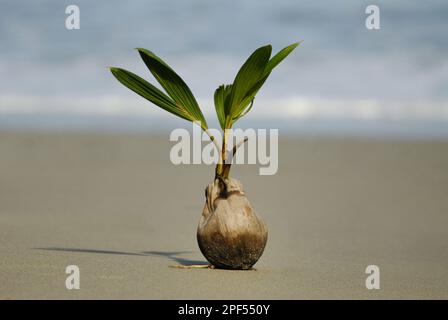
<box><xmin>270</xmin><ymin>98</ymin><xmax>448</xmax><ymax>121</ymax></box>
<box><xmin>1</xmin><ymin>94</ymin><xmax>448</xmax><ymax>122</ymax></box>
<box><xmin>0</xmin><ymin>95</ymin><xmax>155</xmax><ymax>116</ymax></box>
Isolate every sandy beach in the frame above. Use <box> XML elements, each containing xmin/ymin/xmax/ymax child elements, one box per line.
<box><xmin>0</xmin><ymin>131</ymin><xmax>447</xmax><ymax>299</ymax></box>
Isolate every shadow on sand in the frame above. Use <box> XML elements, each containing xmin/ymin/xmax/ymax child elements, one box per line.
<box><xmin>34</xmin><ymin>247</ymin><xmax>208</xmax><ymax>266</ymax></box>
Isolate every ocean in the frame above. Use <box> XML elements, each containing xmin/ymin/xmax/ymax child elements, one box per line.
<box><xmin>1</xmin><ymin>0</ymin><xmax>447</xmax><ymax>136</ymax></box>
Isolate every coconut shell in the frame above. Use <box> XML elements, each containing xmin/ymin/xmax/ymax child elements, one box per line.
<box><xmin>197</xmin><ymin>177</ymin><xmax>268</xmax><ymax>270</ymax></box>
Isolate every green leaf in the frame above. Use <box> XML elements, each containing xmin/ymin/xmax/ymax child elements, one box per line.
<box><xmin>136</xmin><ymin>48</ymin><xmax>208</xmax><ymax>129</ymax></box>
<box><xmin>233</xmin><ymin>97</ymin><xmax>254</xmax><ymax>120</ymax></box>
<box><xmin>228</xmin><ymin>45</ymin><xmax>272</xmax><ymax>122</ymax></box>
<box><xmin>110</xmin><ymin>67</ymin><xmax>193</xmax><ymax>121</ymax></box>
<box><xmin>231</xmin><ymin>42</ymin><xmax>301</xmax><ymax>123</ymax></box>
<box><xmin>264</xmin><ymin>42</ymin><xmax>301</xmax><ymax>76</ymax></box>
<box><xmin>233</xmin><ymin>73</ymin><xmax>269</xmax><ymax>120</ymax></box>
<box><xmin>214</xmin><ymin>85</ymin><xmax>226</xmax><ymax>129</ymax></box>
<box><xmin>214</xmin><ymin>84</ymin><xmax>232</xmax><ymax>129</ymax></box>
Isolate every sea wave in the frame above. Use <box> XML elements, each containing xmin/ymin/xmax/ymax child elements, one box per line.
<box><xmin>1</xmin><ymin>94</ymin><xmax>447</xmax><ymax>122</ymax></box>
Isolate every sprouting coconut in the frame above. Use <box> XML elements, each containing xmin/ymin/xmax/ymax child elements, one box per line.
<box><xmin>110</xmin><ymin>43</ymin><xmax>300</xmax><ymax>270</ymax></box>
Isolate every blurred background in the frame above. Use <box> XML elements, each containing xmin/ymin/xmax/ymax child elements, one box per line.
<box><xmin>1</xmin><ymin>0</ymin><xmax>447</xmax><ymax>136</ymax></box>
<box><xmin>1</xmin><ymin>1</ymin><xmax>448</xmax><ymax>299</ymax></box>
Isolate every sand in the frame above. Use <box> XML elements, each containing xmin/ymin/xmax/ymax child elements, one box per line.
<box><xmin>0</xmin><ymin>131</ymin><xmax>447</xmax><ymax>299</ymax></box>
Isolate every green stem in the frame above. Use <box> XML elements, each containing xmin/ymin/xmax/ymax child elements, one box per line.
<box><xmin>203</xmin><ymin>127</ymin><xmax>221</xmax><ymax>155</ymax></box>
<box><xmin>221</xmin><ymin>136</ymin><xmax>248</xmax><ymax>179</ymax></box>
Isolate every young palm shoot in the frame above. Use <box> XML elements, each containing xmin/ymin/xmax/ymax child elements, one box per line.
<box><xmin>110</xmin><ymin>43</ymin><xmax>300</xmax><ymax>270</ymax></box>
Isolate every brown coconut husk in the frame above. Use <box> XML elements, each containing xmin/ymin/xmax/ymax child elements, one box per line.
<box><xmin>197</xmin><ymin>177</ymin><xmax>268</xmax><ymax>270</ymax></box>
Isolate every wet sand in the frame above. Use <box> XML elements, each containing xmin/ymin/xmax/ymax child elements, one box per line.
<box><xmin>0</xmin><ymin>131</ymin><xmax>447</xmax><ymax>299</ymax></box>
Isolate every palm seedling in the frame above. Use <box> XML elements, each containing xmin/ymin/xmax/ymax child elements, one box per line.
<box><xmin>110</xmin><ymin>43</ymin><xmax>300</xmax><ymax>269</ymax></box>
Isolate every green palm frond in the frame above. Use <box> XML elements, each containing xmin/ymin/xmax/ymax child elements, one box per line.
<box><xmin>110</xmin><ymin>49</ymin><xmax>208</xmax><ymax>129</ymax></box>
<box><xmin>227</xmin><ymin>45</ymin><xmax>272</xmax><ymax>124</ymax></box>
<box><xmin>215</xmin><ymin>42</ymin><xmax>301</xmax><ymax>128</ymax></box>
<box><xmin>111</xmin><ymin>43</ymin><xmax>300</xmax><ymax>133</ymax></box>
<box><xmin>110</xmin><ymin>67</ymin><xmax>193</xmax><ymax>121</ymax></box>
<box><xmin>214</xmin><ymin>84</ymin><xmax>232</xmax><ymax>129</ymax></box>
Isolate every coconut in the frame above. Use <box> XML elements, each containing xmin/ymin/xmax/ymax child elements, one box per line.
<box><xmin>197</xmin><ymin>177</ymin><xmax>268</xmax><ymax>270</ymax></box>
<box><xmin>111</xmin><ymin>43</ymin><xmax>299</xmax><ymax>270</ymax></box>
